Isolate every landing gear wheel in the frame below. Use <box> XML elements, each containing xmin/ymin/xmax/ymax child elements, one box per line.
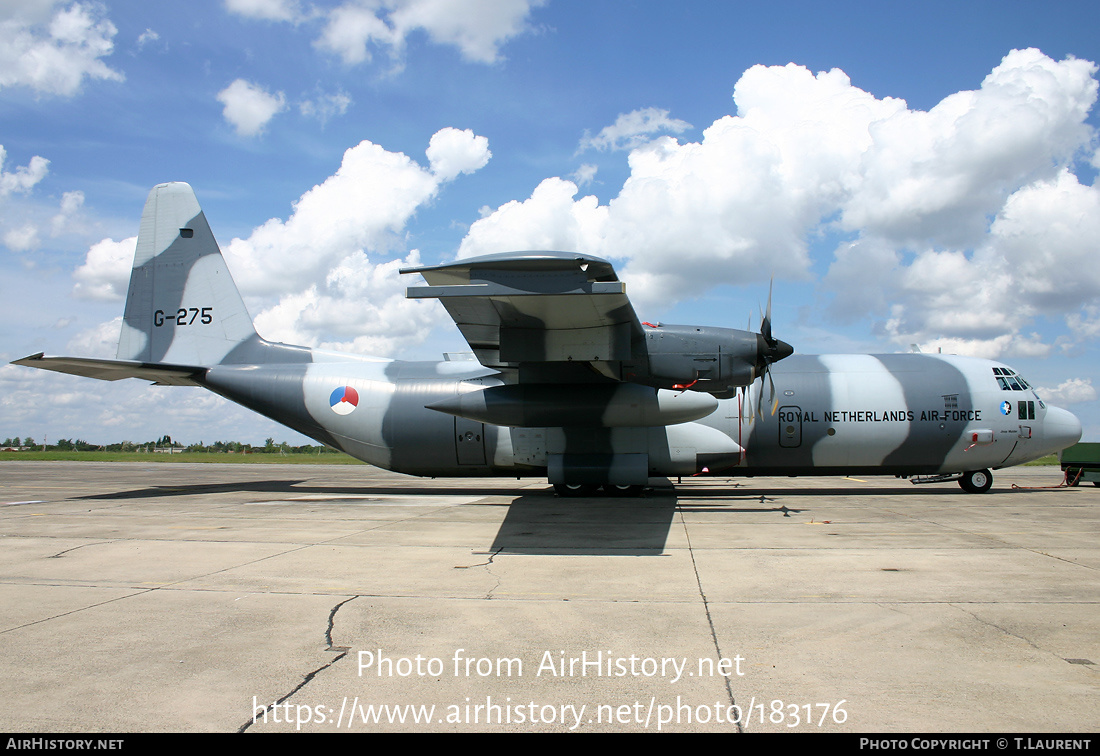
<box><xmin>959</xmin><ymin>469</ymin><xmax>993</xmax><ymax>493</ymax></box>
<box><xmin>603</xmin><ymin>484</ymin><xmax>644</xmax><ymax>497</ymax></box>
<box><xmin>553</xmin><ymin>483</ymin><xmax>599</xmax><ymax>497</ymax></box>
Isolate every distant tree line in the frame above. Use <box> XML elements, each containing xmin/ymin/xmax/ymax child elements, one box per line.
<box><xmin>1</xmin><ymin>434</ymin><xmax>342</xmax><ymax>454</ymax></box>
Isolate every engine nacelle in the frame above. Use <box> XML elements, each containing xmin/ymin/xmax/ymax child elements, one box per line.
<box><xmin>626</xmin><ymin>324</ymin><xmax>783</xmax><ymax>397</ymax></box>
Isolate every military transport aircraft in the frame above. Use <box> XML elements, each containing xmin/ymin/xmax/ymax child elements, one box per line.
<box><xmin>14</xmin><ymin>183</ymin><xmax>1083</xmax><ymax>495</ymax></box>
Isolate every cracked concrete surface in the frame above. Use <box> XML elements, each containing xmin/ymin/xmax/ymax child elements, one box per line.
<box><xmin>0</xmin><ymin>462</ymin><xmax>1096</xmax><ymax>732</ymax></box>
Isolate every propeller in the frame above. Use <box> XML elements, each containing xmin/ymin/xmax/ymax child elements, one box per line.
<box><xmin>749</xmin><ymin>278</ymin><xmax>793</xmax><ymax>420</ymax></box>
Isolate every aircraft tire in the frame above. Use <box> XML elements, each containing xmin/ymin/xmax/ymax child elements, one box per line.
<box><xmin>554</xmin><ymin>483</ymin><xmax>599</xmax><ymax>497</ymax></box>
<box><xmin>603</xmin><ymin>484</ymin><xmax>644</xmax><ymax>497</ymax></box>
<box><xmin>959</xmin><ymin>469</ymin><xmax>993</xmax><ymax>493</ymax></box>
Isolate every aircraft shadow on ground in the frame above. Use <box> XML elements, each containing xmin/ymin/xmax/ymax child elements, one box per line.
<box><xmin>71</xmin><ymin>477</ymin><xmax>1002</xmax><ymax>502</ymax></box>
<box><xmin>71</xmin><ymin>481</ymin><xmax>534</xmax><ymax>500</ymax></box>
<box><xmin>70</xmin><ymin>477</ymin><xmax>1028</xmax><ymax>558</ymax></box>
<box><xmin>73</xmin><ymin>479</ymin><xmax>312</xmax><ymax>500</ymax></box>
<box><xmin>487</xmin><ymin>494</ymin><xmax>678</xmax><ymax>556</ymax></box>
<box><xmin>485</xmin><ymin>480</ymin><xmax>1035</xmax><ymax>555</ymax></box>
<box><xmin>486</xmin><ymin>491</ymin><xmax>810</xmax><ymax>556</ymax></box>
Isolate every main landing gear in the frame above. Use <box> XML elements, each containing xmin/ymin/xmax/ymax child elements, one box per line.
<box><xmin>553</xmin><ymin>483</ymin><xmax>645</xmax><ymax>498</ymax></box>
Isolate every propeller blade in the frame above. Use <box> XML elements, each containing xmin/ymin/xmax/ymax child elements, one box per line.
<box><xmin>752</xmin><ymin>374</ymin><xmax>761</xmax><ymax>426</ymax></box>
<box><xmin>761</xmin><ymin>276</ymin><xmax>775</xmax><ymax>345</ymax></box>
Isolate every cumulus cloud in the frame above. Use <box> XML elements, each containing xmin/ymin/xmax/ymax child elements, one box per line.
<box><xmin>314</xmin><ymin>3</ymin><xmax>397</xmax><ymax>65</ymax></box>
<box><xmin>1067</xmin><ymin>305</ymin><xmax>1100</xmax><ymax>342</ymax></box>
<box><xmin>460</xmin><ymin>124</ymin><xmax>819</xmax><ymax>312</ymax></box>
<box><xmin>460</xmin><ymin>49</ymin><xmax>1100</xmax><ymax>349</ymax></box>
<box><xmin>386</xmin><ymin>0</ymin><xmax>545</xmax><ymax>64</ymax></box>
<box><xmin>50</xmin><ymin>189</ymin><xmax>84</xmax><ymax>235</ymax></box>
<box><xmin>72</xmin><ymin>236</ymin><xmax>135</xmax><ymax>300</ymax></box>
<box><xmin>0</xmin><ymin>1</ymin><xmax>123</xmax><ymax>96</ymax></box>
<box><xmin>426</xmin><ymin>127</ymin><xmax>491</xmax><ymax>181</ymax></box>
<box><xmin>253</xmin><ymin>249</ymin><xmax>441</xmax><ymax>355</ymax></box>
<box><xmin>457</xmin><ymin>176</ymin><xmax>606</xmax><ymax>258</ymax></box>
<box><xmin>572</xmin><ymin>163</ymin><xmax>597</xmax><ymax>187</ymax></box>
<box><xmin>876</xmin><ymin>170</ymin><xmax>1100</xmax><ymax>355</ymax></box>
<box><xmin>839</xmin><ymin>49</ymin><xmax>1097</xmax><ymax>247</ymax></box>
<box><xmin>578</xmin><ymin>107</ymin><xmax>693</xmax><ymax>153</ymax></box>
<box><xmin>0</xmin><ymin>146</ymin><xmax>49</xmax><ymax>197</ymax></box>
<box><xmin>217</xmin><ymin>128</ymin><xmax>491</xmax><ymax>353</ymax></box>
<box><xmin>1037</xmin><ymin>378</ymin><xmax>1098</xmax><ymax>405</ymax></box>
<box><xmin>0</xmin><ymin>146</ymin><xmax>50</xmax><ymax>253</ymax></box>
<box><xmin>224</xmin><ymin>138</ymin><xmax>440</xmax><ymax>294</ymax></box>
<box><xmin>229</xmin><ymin>0</ymin><xmax>544</xmax><ymax>67</ymax></box>
<box><xmin>224</xmin><ymin>0</ymin><xmax>306</xmax><ymax>23</ymax></box>
<box><xmin>66</xmin><ymin>315</ymin><xmax>124</xmax><ymax>357</ymax></box>
<box><xmin>4</xmin><ymin>224</ymin><xmax>40</xmax><ymax>252</ymax></box>
<box><xmin>216</xmin><ymin>78</ymin><xmax>287</xmax><ymax>137</ymax></box>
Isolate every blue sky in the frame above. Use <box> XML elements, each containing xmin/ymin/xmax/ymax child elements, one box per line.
<box><xmin>2</xmin><ymin>0</ymin><xmax>1099</xmax><ymax>446</ymax></box>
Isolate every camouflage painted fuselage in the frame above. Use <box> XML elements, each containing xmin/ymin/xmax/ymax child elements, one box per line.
<box><xmin>200</xmin><ymin>348</ymin><xmax>1081</xmax><ymax>482</ymax></box>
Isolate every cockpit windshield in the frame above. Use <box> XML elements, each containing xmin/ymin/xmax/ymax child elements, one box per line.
<box><xmin>992</xmin><ymin>367</ymin><xmax>1044</xmax><ymax>407</ymax></box>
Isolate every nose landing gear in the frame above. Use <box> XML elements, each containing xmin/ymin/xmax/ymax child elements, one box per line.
<box><xmin>959</xmin><ymin>469</ymin><xmax>993</xmax><ymax>493</ymax></box>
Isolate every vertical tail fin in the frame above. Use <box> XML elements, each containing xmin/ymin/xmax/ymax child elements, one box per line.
<box><xmin>117</xmin><ymin>182</ymin><xmax>257</xmax><ymax>366</ymax></box>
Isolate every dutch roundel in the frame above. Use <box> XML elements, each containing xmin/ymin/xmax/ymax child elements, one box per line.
<box><xmin>330</xmin><ymin>386</ymin><xmax>359</xmax><ymax>416</ymax></box>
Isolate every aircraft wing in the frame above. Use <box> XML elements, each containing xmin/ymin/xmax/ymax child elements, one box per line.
<box><xmin>11</xmin><ymin>353</ymin><xmax>205</xmax><ymax>386</ymax></box>
<box><xmin>402</xmin><ymin>252</ymin><xmax>645</xmax><ymax>377</ymax></box>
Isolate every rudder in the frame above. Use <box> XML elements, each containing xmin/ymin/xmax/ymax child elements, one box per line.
<box><xmin>117</xmin><ymin>182</ymin><xmax>257</xmax><ymax>367</ymax></box>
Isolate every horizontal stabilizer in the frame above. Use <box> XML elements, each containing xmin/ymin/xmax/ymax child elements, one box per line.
<box><xmin>11</xmin><ymin>353</ymin><xmax>204</xmax><ymax>386</ymax></box>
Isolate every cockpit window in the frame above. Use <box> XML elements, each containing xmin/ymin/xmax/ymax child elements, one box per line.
<box><xmin>992</xmin><ymin>367</ymin><xmax>1033</xmax><ymax>392</ymax></box>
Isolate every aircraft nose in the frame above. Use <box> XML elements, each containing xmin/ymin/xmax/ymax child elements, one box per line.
<box><xmin>1043</xmin><ymin>405</ymin><xmax>1082</xmax><ymax>452</ymax></box>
